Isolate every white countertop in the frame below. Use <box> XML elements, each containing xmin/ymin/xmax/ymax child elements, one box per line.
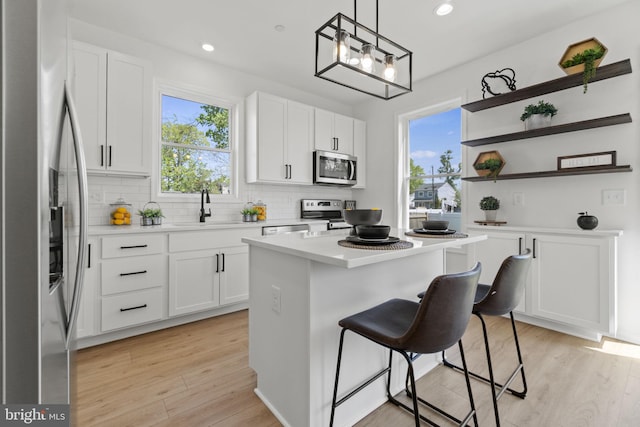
<box><xmin>242</xmin><ymin>228</ymin><xmax>486</xmax><ymax>269</ymax></box>
<box><xmin>89</xmin><ymin>218</ymin><xmax>327</xmax><ymax>235</ymax></box>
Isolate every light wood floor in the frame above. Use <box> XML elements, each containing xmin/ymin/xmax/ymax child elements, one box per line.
<box><xmin>76</xmin><ymin>310</ymin><xmax>640</xmax><ymax>426</ymax></box>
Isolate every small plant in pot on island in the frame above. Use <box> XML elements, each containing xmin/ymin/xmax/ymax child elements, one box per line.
<box><xmin>520</xmin><ymin>100</ymin><xmax>558</xmax><ymax>130</ymax></box>
<box><xmin>479</xmin><ymin>196</ymin><xmax>500</xmax><ymax>222</ymax></box>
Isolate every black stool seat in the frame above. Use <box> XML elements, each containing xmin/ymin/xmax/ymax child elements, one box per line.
<box><xmin>330</xmin><ymin>263</ymin><xmax>481</xmax><ymax>427</ymax></box>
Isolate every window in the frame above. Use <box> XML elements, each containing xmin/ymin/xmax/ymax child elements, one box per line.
<box><xmin>158</xmin><ymin>87</ymin><xmax>236</xmax><ymax>197</ymax></box>
<box><xmin>400</xmin><ymin>101</ymin><xmax>462</xmax><ymax>230</ymax></box>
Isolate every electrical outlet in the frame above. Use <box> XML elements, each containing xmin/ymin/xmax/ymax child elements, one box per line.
<box><xmin>271</xmin><ymin>285</ymin><xmax>281</xmax><ymax>313</ymax></box>
<box><xmin>513</xmin><ymin>192</ymin><xmax>524</xmax><ymax>206</ymax></box>
<box><xmin>602</xmin><ymin>189</ymin><xmax>626</xmax><ymax>205</ymax></box>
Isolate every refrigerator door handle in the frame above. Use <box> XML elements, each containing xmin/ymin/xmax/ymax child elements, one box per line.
<box><xmin>63</xmin><ymin>82</ymin><xmax>89</xmax><ymax>349</ymax></box>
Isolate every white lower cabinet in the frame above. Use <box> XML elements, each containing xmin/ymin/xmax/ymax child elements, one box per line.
<box><xmin>168</xmin><ymin>228</ymin><xmax>260</xmax><ymax>317</ymax></box>
<box><xmin>76</xmin><ymin>238</ymin><xmax>98</xmax><ymax>339</ymax></box>
<box><xmin>468</xmin><ymin>226</ymin><xmax>619</xmax><ymax>336</ymax></box>
<box><xmin>101</xmin><ymin>288</ymin><xmax>164</xmax><ymax>332</ymax></box>
<box><xmin>169</xmin><ymin>245</ymin><xmax>248</xmax><ymax>316</ymax></box>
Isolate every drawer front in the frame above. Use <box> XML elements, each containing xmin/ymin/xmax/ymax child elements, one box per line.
<box><xmin>102</xmin><ymin>234</ymin><xmax>165</xmax><ymax>259</ymax></box>
<box><xmin>169</xmin><ymin>228</ymin><xmax>261</xmax><ymax>252</ymax></box>
<box><xmin>101</xmin><ymin>288</ymin><xmax>163</xmax><ymax>332</ymax></box>
<box><xmin>101</xmin><ymin>254</ymin><xmax>167</xmax><ymax>295</ymax></box>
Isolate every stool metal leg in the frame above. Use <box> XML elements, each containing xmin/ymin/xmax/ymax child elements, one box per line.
<box><xmin>442</xmin><ymin>311</ymin><xmax>528</xmax><ymax>426</ymax></box>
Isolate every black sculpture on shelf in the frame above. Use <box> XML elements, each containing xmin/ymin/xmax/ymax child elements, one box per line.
<box><xmin>481</xmin><ymin>68</ymin><xmax>517</xmax><ymax>98</ymax></box>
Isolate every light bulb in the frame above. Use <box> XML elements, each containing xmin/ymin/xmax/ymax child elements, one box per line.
<box><xmin>383</xmin><ymin>54</ymin><xmax>397</xmax><ymax>82</ymax></box>
<box><xmin>332</xmin><ymin>30</ymin><xmax>351</xmax><ymax>63</ymax></box>
<box><xmin>434</xmin><ymin>2</ymin><xmax>453</xmax><ymax>16</ymax></box>
<box><xmin>201</xmin><ymin>43</ymin><xmax>214</xmax><ymax>52</ymax></box>
<box><xmin>361</xmin><ymin>44</ymin><xmax>376</xmax><ymax>73</ymax></box>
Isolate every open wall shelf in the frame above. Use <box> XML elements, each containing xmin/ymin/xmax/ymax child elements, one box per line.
<box><xmin>462</xmin><ymin>165</ymin><xmax>632</xmax><ymax>181</ymax></box>
<box><xmin>462</xmin><ymin>59</ymin><xmax>632</xmax><ymax>112</ymax></box>
<box><xmin>462</xmin><ymin>113</ymin><xmax>632</xmax><ymax>146</ymax></box>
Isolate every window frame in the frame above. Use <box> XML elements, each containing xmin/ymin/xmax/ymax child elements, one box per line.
<box><xmin>153</xmin><ymin>81</ymin><xmax>241</xmax><ymax>202</ymax></box>
<box><xmin>396</xmin><ymin>98</ymin><xmax>464</xmax><ymax>229</ymax></box>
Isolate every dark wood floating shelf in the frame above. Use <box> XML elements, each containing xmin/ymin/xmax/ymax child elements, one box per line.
<box><xmin>461</xmin><ymin>113</ymin><xmax>632</xmax><ymax>146</ymax></box>
<box><xmin>462</xmin><ymin>165</ymin><xmax>632</xmax><ymax>181</ymax></box>
<box><xmin>462</xmin><ymin>59</ymin><xmax>632</xmax><ymax>112</ymax></box>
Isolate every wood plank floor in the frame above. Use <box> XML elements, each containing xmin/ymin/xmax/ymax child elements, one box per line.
<box><xmin>76</xmin><ymin>310</ymin><xmax>640</xmax><ymax>426</ymax></box>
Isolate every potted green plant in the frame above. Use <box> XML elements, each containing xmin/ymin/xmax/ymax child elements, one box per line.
<box><xmin>520</xmin><ymin>100</ymin><xmax>558</xmax><ymax>130</ymax></box>
<box><xmin>474</xmin><ymin>158</ymin><xmax>503</xmax><ymax>178</ymax></box>
<box><xmin>241</xmin><ymin>208</ymin><xmax>259</xmax><ymax>222</ymax></box>
<box><xmin>560</xmin><ymin>43</ymin><xmax>606</xmax><ymax>93</ymax></box>
<box><xmin>479</xmin><ymin>196</ymin><xmax>500</xmax><ymax>221</ymax></box>
<box><xmin>138</xmin><ymin>205</ymin><xmax>164</xmax><ymax>226</ymax></box>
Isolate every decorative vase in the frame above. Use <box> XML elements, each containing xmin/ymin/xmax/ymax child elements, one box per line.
<box><xmin>152</xmin><ymin>217</ymin><xmax>162</xmax><ymax>225</ymax></box>
<box><xmin>484</xmin><ymin>210</ymin><xmax>497</xmax><ymax>222</ymax></box>
<box><xmin>251</xmin><ymin>214</ymin><xmax>258</xmax><ymax>222</ymax></box>
<box><xmin>577</xmin><ymin>212</ymin><xmax>598</xmax><ymax>230</ymax></box>
<box><xmin>243</xmin><ymin>214</ymin><xmax>252</xmax><ymax>222</ymax></box>
<box><xmin>141</xmin><ymin>217</ymin><xmax>152</xmax><ymax>226</ymax></box>
<box><xmin>524</xmin><ymin>114</ymin><xmax>552</xmax><ymax>130</ymax></box>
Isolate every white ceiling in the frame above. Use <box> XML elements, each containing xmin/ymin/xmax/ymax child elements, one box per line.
<box><xmin>68</xmin><ymin>0</ymin><xmax>629</xmax><ymax>105</ymax></box>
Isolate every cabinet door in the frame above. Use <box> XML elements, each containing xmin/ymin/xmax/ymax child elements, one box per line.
<box><xmin>530</xmin><ymin>233</ymin><xmax>613</xmax><ymax>333</ymax></box>
<box><xmin>169</xmin><ymin>250</ymin><xmax>220</xmax><ymax>316</ymax></box>
<box><xmin>71</xmin><ymin>42</ymin><xmax>107</xmax><ymax>172</ymax></box>
<box><xmin>106</xmin><ymin>51</ymin><xmax>150</xmax><ymax>175</ymax></box>
<box><xmin>314</xmin><ymin>108</ymin><xmax>335</xmax><ymax>151</ymax></box>
<box><xmin>352</xmin><ymin>119</ymin><xmax>366</xmax><ymax>188</ymax></box>
<box><xmin>257</xmin><ymin>94</ymin><xmax>287</xmax><ymax>182</ymax></box>
<box><xmin>333</xmin><ymin>113</ymin><xmax>354</xmax><ymax>154</ymax></box>
<box><xmin>468</xmin><ymin>230</ymin><xmax>527</xmax><ymax>312</ymax></box>
<box><xmin>76</xmin><ymin>238</ymin><xmax>98</xmax><ymax>339</ymax></box>
<box><xmin>219</xmin><ymin>246</ymin><xmax>249</xmax><ymax>305</ymax></box>
<box><xmin>286</xmin><ymin>100</ymin><xmax>313</xmax><ymax>184</ymax></box>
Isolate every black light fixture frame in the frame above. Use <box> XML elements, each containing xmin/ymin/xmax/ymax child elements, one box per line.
<box><xmin>315</xmin><ymin>0</ymin><xmax>413</xmax><ymax>100</ymax></box>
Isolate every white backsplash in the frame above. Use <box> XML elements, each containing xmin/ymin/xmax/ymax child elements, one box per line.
<box><xmin>89</xmin><ymin>175</ymin><xmax>355</xmax><ymax>226</ymax></box>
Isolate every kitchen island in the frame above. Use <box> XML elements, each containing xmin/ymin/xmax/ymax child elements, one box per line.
<box><xmin>242</xmin><ymin>229</ymin><xmax>486</xmax><ymax>427</ymax></box>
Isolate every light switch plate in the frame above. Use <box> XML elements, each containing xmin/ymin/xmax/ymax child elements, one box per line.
<box><xmin>513</xmin><ymin>192</ymin><xmax>524</xmax><ymax>206</ymax></box>
<box><xmin>602</xmin><ymin>189</ymin><xmax>626</xmax><ymax>205</ymax></box>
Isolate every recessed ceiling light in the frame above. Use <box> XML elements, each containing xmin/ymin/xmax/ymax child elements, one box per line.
<box><xmin>434</xmin><ymin>2</ymin><xmax>453</xmax><ymax>16</ymax></box>
<box><xmin>274</xmin><ymin>24</ymin><xmax>286</xmax><ymax>32</ymax></box>
<box><xmin>201</xmin><ymin>43</ymin><xmax>215</xmax><ymax>52</ymax></box>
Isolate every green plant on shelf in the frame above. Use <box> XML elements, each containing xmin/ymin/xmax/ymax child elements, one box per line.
<box><xmin>474</xmin><ymin>158</ymin><xmax>503</xmax><ymax>173</ymax></box>
<box><xmin>479</xmin><ymin>196</ymin><xmax>500</xmax><ymax>211</ymax></box>
<box><xmin>561</xmin><ymin>45</ymin><xmax>606</xmax><ymax>93</ymax></box>
<box><xmin>520</xmin><ymin>100</ymin><xmax>558</xmax><ymax>121</ymax></box>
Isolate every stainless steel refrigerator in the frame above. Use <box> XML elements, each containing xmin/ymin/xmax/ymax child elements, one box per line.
<box><xmin>1</xmin><ymin>0</ymin><xmax>88</xmax><ymax>415</ymax></box>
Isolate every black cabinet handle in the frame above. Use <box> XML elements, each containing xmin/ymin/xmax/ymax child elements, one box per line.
<box><xmin>108</xmin><ymin>145</ymin><xmax>112</xmax><ymax>167</ymax></box>
<box><xmin>216</xmin><ymin>253</ymin><xmax>220</xmax><ymax>273</ymax></box>
<box><xmin>120</xmin><ymin>244</ymin><xmax>148</xmax><ymax>249</ymax></box>
<box><xmin>221</xmin><ymin>253</ymin><xmax>225</xmax><ymax>272</ymax></box>
<box><xmin>120</xmin><ymin>304</ymin><xmax>147</xmax><ymax>312</ymax></box>
<box><xmin>119</xmin><ymin>270</ymin><xmax>147</xmax><ymax>277</ymax></box>
<box><xmin>100</xmin><ymin>145</ymin><xmax>105</xmax><ymax>166</ymax></box>
<box><xmin>87</xmin><ymin>243</ymin><xmax>92</xmax><ymax>268</ymax></box>
<box><xmin>518</xmin><ymin>237</ymin><xmax>523</xmax><ymax>255</ymax></box>
<box><xmin>533</xmin><ymin>238</ymin><xmax>537</xmax><ymax>259</ymax></box>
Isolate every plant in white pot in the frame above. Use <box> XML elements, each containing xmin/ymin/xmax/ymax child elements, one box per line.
<box><xmin>520</xmin><ymin>100</ymin><xmax>558</xmax><ymax>130</ymax></box>
<box><xmin>479</xmin><ymin>196</ymin><xmax>500</xmax><ymax>221</ymax></box>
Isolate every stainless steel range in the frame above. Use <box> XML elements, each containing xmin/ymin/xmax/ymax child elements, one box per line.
<box><xmin>301</xmin><ymin>199</ymin><xmax>353</xmax><ymax>230</ymax></box>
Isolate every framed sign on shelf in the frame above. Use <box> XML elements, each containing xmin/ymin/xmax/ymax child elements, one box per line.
<box><xmin>557</xmin><ymin>151</ymin><xmax>616</xmax><ymax>170</ymax></box>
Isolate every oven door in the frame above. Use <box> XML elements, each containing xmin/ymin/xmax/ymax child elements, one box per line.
<box><xmin>314</xmin><ymin>150</ymin><xmax>357</xmax><ymax>186</ymax></box>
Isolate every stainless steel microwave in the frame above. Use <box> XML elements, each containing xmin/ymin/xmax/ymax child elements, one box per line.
<box><xmin>313</xmin><ymin>150</ymin><xmax>357</xmax><ymax>186</ymax></box>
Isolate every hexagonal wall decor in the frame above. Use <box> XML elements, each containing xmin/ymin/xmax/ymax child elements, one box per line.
<box><xmin>473</xmin><ymin>150</ymin><xmax>505</xmax><ymax>178</ymax></box>
<box><xmin>558</xmin><ymin>37</ymin><xmax>608</xmax><ymax>75</ymax></box>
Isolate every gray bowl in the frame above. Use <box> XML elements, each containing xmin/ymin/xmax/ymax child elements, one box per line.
<box><xmin>343</xmin><ymin>209</ymin><xmax>382</xmax><ymax>226</ymax></box>
<box><xmin>422</xmin><ymin>220</ymin><xmax>449</xmax><ymax>230</ymax></box>
<box><xmin>355</xmin><ymin>224</ymin><xmax>390</xmax><ymax>240</ymax></box>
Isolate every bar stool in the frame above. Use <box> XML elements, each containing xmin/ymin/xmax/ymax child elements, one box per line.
<box><xmin>439</xmin><ymin>250</ymin><xmax>532</xmax><ymax>427</ymax></box>
<box><xmin>329</xmin><ymin>263</ymin><xmax>481</xmax><ymax>427</ymax></box>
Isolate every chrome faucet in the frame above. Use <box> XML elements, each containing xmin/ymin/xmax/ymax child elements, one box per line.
<box><xmin>200</xmin><ymin>189</ymin><xmax>211</xmax><ymax>222</ymax></box>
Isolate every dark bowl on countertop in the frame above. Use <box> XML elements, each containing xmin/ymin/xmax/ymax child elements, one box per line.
<box><xmin>343</xmin><ymin>209</ymin><xmax>383</xmax><ymax>226</ymax></box>
<box><xmin>355</xmin><ymin>224</ymin><xmax>391</xmax><ymax>240</ymax></box>
<box><xmin>422</xmin><ymin>220</ymin><xmax>449</xmax><ymax>230</ymax></box>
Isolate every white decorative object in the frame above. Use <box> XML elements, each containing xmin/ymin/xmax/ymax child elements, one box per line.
<box><xmin>525</xmin><ymin>114</ymin><xmax>552</xmax><ymax>130</ymax></box>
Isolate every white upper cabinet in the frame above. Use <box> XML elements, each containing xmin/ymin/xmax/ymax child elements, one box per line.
<box><xmin>314</xmin><ymin>108</ymin><xmax>354</xmax><ymax>154</ymax></box>
<box><xmin>246</xmin><ymin>92</ymin><xmax>313</xmax><ymax>185</ymax></box>
<box><xmin>70</xmin><ymin>42</ymin><xmax>151</xmax><ymax>176</ymax></box>
<box><xmin>352</xmin><ymin>118</ymin><xmax>366</xmax><ymax>189</ymax></box>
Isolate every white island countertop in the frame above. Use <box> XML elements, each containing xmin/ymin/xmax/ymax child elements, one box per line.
<box><xmin>242</xmin><ymin>228</ymin><xmax>487</xmax><ymax>269</ymax></box>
